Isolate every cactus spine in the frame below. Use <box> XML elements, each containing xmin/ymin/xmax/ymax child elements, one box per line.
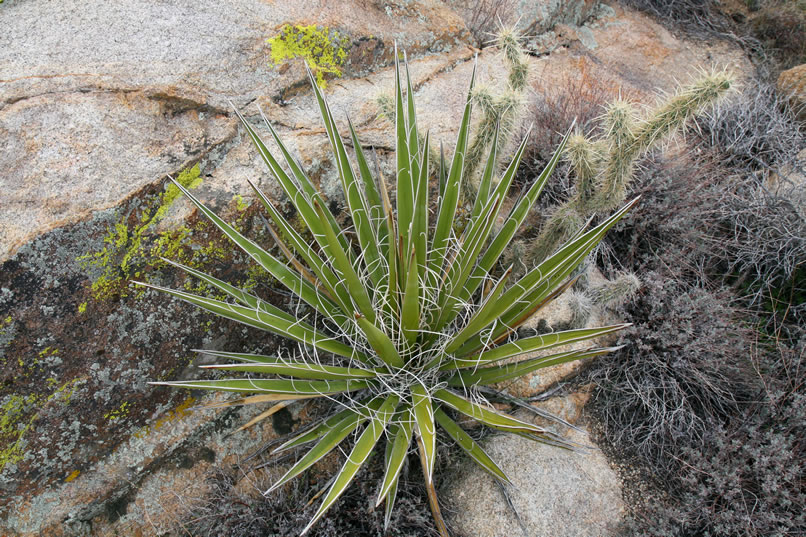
<box><xmin>567</xmin><ymin>290</ymin><xmax>594</xmax><ymax>330</ymax></box>
<box><xmin>565</xmin><ymin>271</ymin><xmax>641</xmax><ymax>330</ymax></box>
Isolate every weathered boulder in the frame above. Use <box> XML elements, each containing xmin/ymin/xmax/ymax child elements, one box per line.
<box><xmin>778</xmin><ymin>63</ymin><xmax>806</xmax><ymax>121</ymax></box>
<box><xmin>443</xmin><ymin>392</ymin><xmax>626</xmax><ymax>537</ymax></box>
<box><xmin>0</xmin><ymin>0</ymin><xmax>468</xmax><ymax>262</ymax></box>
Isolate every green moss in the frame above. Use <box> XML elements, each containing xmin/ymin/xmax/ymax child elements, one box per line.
<box><xmin>78</xmin><ymin>165</ymin><xmax>203</xmax><ymax>300</ymax></box>
<box><xmin>268</xmin><ymin>24</ymin><xmax>351</xmax><ymax>88</ymax></box>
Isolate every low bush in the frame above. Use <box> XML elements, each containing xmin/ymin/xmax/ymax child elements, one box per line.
<box><xmin>604</xmin><ymin>80</ymin><xmax>805</xmax><ymax>325</ymax></box>
<box><xmin>617</xmin><ymin>330</ymin><xmax>806</xmax><ymax>537</ymax></box>
<box><xmin>619</xmin><ymin>0</ymin><xmax>733</xmax><ymax>36</ymax></box>
<box><xmin>697</xmin><ymin>81</ymin><xmax>803</xmax><ymax>174</ymax></box>
<box><xmin>695</xmin><ymin>81</ymin><xmax>805</xmax><ymax>323</ymax></box>
<box><xmin>585</xmin><ymin>272</ymin><xmax>758</xmax><ymax>479</ymax></box>
<box><xmin>582</xmin><ymin>75</ymin><xmax>806</xmax><ymax>536</ymax></box>
<box><xmin>184</xmin><ymin>460</ymin><xmax>439</xmax><ymax>537</ymax></box>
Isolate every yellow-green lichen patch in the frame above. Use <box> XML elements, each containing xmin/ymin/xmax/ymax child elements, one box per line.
<box><xmin>17</xmin><ymin>346</ymin><xmax>59</xmax><ymax>377</ymax></box>
<box><xmin>132</xmin><ymin>396</ymin><xmax>196</xmax><ymax>440</ymax></box>
<box><xmin>39</xmin><ymin>346</ymin><xmax>58</xmax><ymax>359</ymax></box>
<box><xmin>0</xmin><ymin>315</ymin><xmax>15</xmax><ymax>364</ymax></box>
<box><xmin>0</xmin><ymin>393</ymin><xmax>38</xmax><ymax>470</ymax></box>
<box><xmin>65</xmin><ymin>469</ymin><xmax>80</xmax><ymax>482</ymax></box>
<box><xmin>240</xmin><ymin>262</ymin><xmax>279</xmax><ymax>294</ymax></box>
<box><xmin>152</xmin><ymin>165</ymin><xmax>204</xmax><ymax>224</ymax></box>
<box><xmin>77</xmin><ymin>301</ymin><xmax>87</xmax><ymax>314</ymax></box>
<box><xmin>0</xmin><ymin>378</ymin><xmax>82</xmax><ymax>473</ymax></box>
<box><xmin>104</xmin><ymin>401</ymin><xmax>132</xmax><ymax>421</ymax></box>
<box><xmin>232</xmin><ymin>194</ymin><xmax>250</xmax><ymax>212</ymax></box>
<box><xmin>78</xmin><ymin>165</ymin><xmax>203</xmax><ymax>301</ymax></box>
<box><xmin>268</xmin><ymin>24</ymin><xmax>351</xmax><ymax>88</ymax></box>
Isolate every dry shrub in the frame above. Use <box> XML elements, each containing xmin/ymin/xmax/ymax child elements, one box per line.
<box><xmin>617</xmin><ymin>329</ymin><xmax>806</xmax><ymax>537</ymax></box>
<box><xmin>750</xmin><ymin>0</ymin><xmax>806</xmax><ymax>69</ymax></box>
<box><xmin>694</xmin><ymin>80</ymin><xmax>806</xmax><ymax>322</ymax></box>
<box><xmin>585</xmin><ymin>272</ymin><xmax>759</xmax><ymax>479</ymax></box>
<box><xmin>619</xmin><ymin>0</ymin><xmax>734</xmax><ymax>36</ymax></box>
<box><xmin>530</xmin><ymin>57</ymin><xmax>624</xmax><ymax>162</ymax></box>
<box><xmin>519</xmin><ymin>57</ymin><xmax>628</xmax><ymax>206</ymax></box>
<box><xmin>446</xmin><ymin>0</ymin><xmax>516</xmax><ymax>48</ymax></box>
<box><xmin>697</xmin><ymin>81</ymin><xmax>803</xmax><ymax>174</ymax></box>
<box><xmin>602</xmin><ymin>79</ymin><xmax>805</xmax><ymax>325</ymax></box>
<box><xmin>582</xmin><ymin>76</ymin><xmax>806</xmax><ymax>536</ymax></box>
<box><xmin>184</xmin><ymin>455</ymin><xmax>438</xmax><ymax>537</ymax></box>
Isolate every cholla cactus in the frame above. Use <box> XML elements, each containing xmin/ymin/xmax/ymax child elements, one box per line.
<box><xmin>564</xmin><ymin>272</ymin><xmax>640</xmax><ymax>330</ymax></box>
<box><xmin>139</xmin><ymin>53</ymin><xmax>635</xmax><ymax>536</ymax></box>
<box><xmin>592</xmin><ymin>71</ymin><xmax>734</xmax><ymax>213</ymax></box>
<box><xmin>589</xmin><ymin>271</ymin><xmax>641</xmax><ymax>308</ymax></box>
<box><xmin>566</xmin><ymin>133</ymin><xmax>606</xmax><ymax>210</ymax></box>
<box><xmin>465</xmin><ymin>85</ymin><xmax>523</xmax><ymax>181</ymax></box>
<box><xmin>529</xmin><ymin>202</ymin><xmax>586</xmax><ymax>266</ymax></box>
<box><xmin>496</xmin><ymin>25</ymin><xmax>529</xmax><ymax>92</ymax></box>
<box><xmin>596</xmin><ymin>99</ymin><xmax>638</xmax><ymax>212</ymax></box>
<box><xmin>462</xmin><ymin>25</ymin><xmax>530</xmax><ymax>197</ymax></box>
<box><xmin>531</xmin><ymin>71</ymin><xmax>734</xmax><ymax>264</ymax></box>
<box><xmin>567</xmin><ymin>290</ymin><xmax>594</xmax><ymax>330</ymax></box>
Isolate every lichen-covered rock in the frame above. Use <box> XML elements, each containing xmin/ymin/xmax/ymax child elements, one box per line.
<box><xmin>518</xmin><ymin>0</ymin><xmax>600</xmax><ymax>33</ymax></box>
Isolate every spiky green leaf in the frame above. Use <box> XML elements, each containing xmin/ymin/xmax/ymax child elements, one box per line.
<box><xmin>301</xmin><ymin>394</ymin><xmax>399</xmax><ymax>534</ymax></box>
<box><xmin>434</xmin><ymin>407</ymin><xmax>510</xmax><ymax>483</ymax></box>
<box><xmin>410</xmin><ymin>384</ymin><xmax>436</xmax><ymax>483</ymax></box>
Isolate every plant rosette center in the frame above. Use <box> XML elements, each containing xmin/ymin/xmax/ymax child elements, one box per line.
<box><xmin>140</xmin><ymin>48</ymin><xmax>636</xmax><ymax>535</ymax></box>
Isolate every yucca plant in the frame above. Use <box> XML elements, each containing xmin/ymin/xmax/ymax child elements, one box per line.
<box><xmin>139</xmin><ymin>51</ymin><xmax>637</xmax><ymax>536</ymax></box>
